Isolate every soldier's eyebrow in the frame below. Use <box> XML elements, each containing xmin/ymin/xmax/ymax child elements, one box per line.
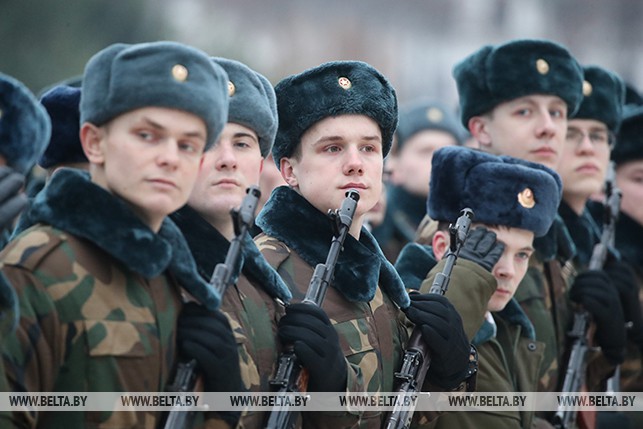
<box><xmin>313</xmin><ymin>134</ymin><xmax>380</xmax><ymax>145</ymax></box>
<box><xmin>139</xmin><ymin>116</ymin><xmax>205</xmax><ymax>139</ymax></box>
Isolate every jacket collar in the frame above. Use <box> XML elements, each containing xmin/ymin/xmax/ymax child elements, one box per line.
<box><xmin>256</xmin><ymin>186</ymin><xmax>410</xmax><ymax>308</ymax></box>
<box><xmin>171</xmin><ymin>205</ymin><xmax>292</xmax><ymax>302</ymax></box>
<box><xmin>19</xmin><ymin>168</ymin><xmax>220</xmax><ymax>310</ymax></box>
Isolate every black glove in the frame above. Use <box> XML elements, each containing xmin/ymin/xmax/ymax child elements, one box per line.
<box><xmin>0</xmin><ymin>166</ymin><xmax>27</xmax><ymax>232</ymax></box>
<box><xmin>605</xmin><ymin>260</ymin><xmax>643</xmax><ymax>346</ymax></box>
<box><xmin>278</xmin><ymin>303</ymin><xmax>347</xmax><ymax>392</ymax></box>
<box><xmin>458</xmin><ymin>227</ymin><xmax>505</xmax><ymax>272</ymax></box>
<box><xmin>403</xmin><ymin>294</ymin><xmax>471</xmax><ymax>389</ymax></box>
<box><xmin>176</xmin><ymin>302</ymin><xmax>243</xmax><ymax>393</ymax></box>
<box><xmin>569</xmin><ymin>271</ymin><xmax>626</xmax><ymax>365</ymax></box>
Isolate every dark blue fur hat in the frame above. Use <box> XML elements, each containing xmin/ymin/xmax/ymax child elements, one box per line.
<box><xmin>453</xmin><ymin>39</ymin><xmax>584</xmax><ymax>128</ymax></box>
<box><xmin>396</xmin><ymin>98</ymin><xmax>466</xmax><ymax>149</ymax></box>
<box><xmin>80</xmin><ymin>41</ymin><xmax>229</xmax><ymax>150</ymax></box>
<box><xmin>38</xmin><ymin>85</ymin><xmax>87</xmax><ymax>169</ymax></box>
<box><xmin>572</xmin><ymin>66</ymin><xmax>626</xmax><ymax>133</ymax></box>
<box><xmin>273</xmin><ymin>60</ymin><xmax>398</xmax><ymax>166</ymax></box>
<box><xmin>612</xmin><ymin>105</ymin><xmax>643</xmax><ymax>165</ymax></box>
<box><xmin>0</xmin><ymin>72</ymin><xmax>51</xmax><ymax>174</ymax></box>
<box><xmin>212</xmin><ymin>57</ymin><xmax>277</xmax><ymax>158</ymax></box>
<box><xmin>428</xmin><ymin>146</ymin><xmax>562</xmax><ymax>237</ymax></box>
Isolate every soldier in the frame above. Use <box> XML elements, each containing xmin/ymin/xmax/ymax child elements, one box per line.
<box><xmin>0</xmin><ymin>41</ymin><xmax>239</xmax><ymax>428</ymax></box>
<box><xmin>452</xmin><ymin>39</ymin><xmax>626</xmax><ymax>424</ymax></box>
<box><xmin>557</xmin><ymin>68</ymin><xmax>643</xmax><ymax>425</ymax></box>
<box><xmin>170</xmin><ymin>57</ymin><xmax>292</xmax><ymax>428</ymax></box>
<box><xmin>0</xmin><ymin>72</ymin><xmax>51</xmax><ymax>249</ymax></box>
<box><xmin>607</xmin><ymin>102</ymin><xmax>643</xmax><ymax>422</ymax></box>
<box><xmin>373</xmin><ymin>99</ymin><xmax>464</xmax><ymax>261</ymax></box>
<box><xmin>255</xmin><ymin>60</ymin><xmax>475</xmax><ymax>428</ymax></box>
<box><xmin>405</xmin><ymin>145</ymin><xmax>561</xmax><ymax>428</ymax></box>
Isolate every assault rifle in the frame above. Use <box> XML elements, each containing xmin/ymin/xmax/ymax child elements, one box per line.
<box><xmin>384</xmin><ymin>208</ymin><xmax>474</xmax><ymax>429</ymax></box>
<box><xmin>161</xmin><ymin>185</ymin><xmax>262</xmax><ymax>429</ymax></box>
<box><xmin>552</xmin><ymin>162</ymin><xmax>621</xmax><ymax>429</ymax></box>
<box><xmin>264</xmin><ymin>189</ymin><xmax>360</xmax><ymax>429</ymax></box>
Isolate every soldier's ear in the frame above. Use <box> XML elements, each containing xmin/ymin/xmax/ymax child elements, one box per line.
<box><xmin>468</xmin><ymin>116</ymin><xmax>491</xmax><ymax>149</ymax></box>
<box><xmin>432</xmin><ymin>229</ymin><xmax>450</xmax><ymax>261</ymax></box>
<box><xmin>80</xmin><ymin>123</ymin><xmax>106</xmax><ymax>165</ymax></box>
<box><xmin>280</xmin><ymin>157</ymin><xmax>298</xmax><ymax>188</ymax></box>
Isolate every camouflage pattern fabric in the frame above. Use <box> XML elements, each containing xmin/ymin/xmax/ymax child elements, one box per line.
<box><xmin>0</xmin><ymin>225</ymin><xmax>183</xmax><ymax>428</ymax></box>
<box><xmin>256</xmin><ymin>233</ymin><xmax>412</xmax><ymax>428</ymax></box>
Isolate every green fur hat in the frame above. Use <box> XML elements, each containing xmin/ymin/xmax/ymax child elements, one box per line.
<box><xmin>211</xmin><ymin>57</ymin><xmax>277</xmax><ymax>158</ymax></box>
<box><xmin>612</xmin><ymin>105</ymin><xmax>643</xmax><ymax>165</ymax></box>
<box><xmin>572</xmin><ymin>66</ymin><xmax>626</xmax><ymax>133</ymax></box>
<box><xmin>273</xmin><ymin>61</ymin><xmax>398</xmax><ymax>166</ymax></box>
<box><xmin>429</xmin><ymin>146</ymin><xmax>562</xmax><ymax>237</ymax></box>
<box><xmin>0</xmin><ymin>72</ymin><xmax>52</xmax><ymax>174</ymax></box>
<box><xmin>453</xmin><ymin>39</ymin><xmax>584</xmax><ymax>128</ymax></box>
<box><xmin>396</xmin><ymin>99</ymin><xmax>466</xmax><ymax>149</ymax></box>
<box><xmin>80</xmin><ymin>41</ymin><xmax>230</xmax><ymax>150</ymax></box>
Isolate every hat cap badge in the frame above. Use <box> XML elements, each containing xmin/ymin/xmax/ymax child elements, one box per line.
<box><xmin>427</xmin><ymin>107</ymin><xmax>444</xmax><ymax>123</ymax></box>
<box><xmin>171</xmin><ymin>64</ymin><xmax>189</xmax><ymax>82</ymax></box>
<box><xmin>582</xmin><ymin>80</ymin><xmax>593</xmax><ymax>96</ymax></box>
<box><xmin>536</xmin><ymin>59</ymin><xmax>550</xmax><ymax>75</ymax></box>
<box><xmin>228</xmin><ymin>81</ymin><xmax>236</xmax><ymax>97</ymax></box>
<box><xmin>518</xmin><ymin>188</ymin><xmax>536</xmax><ymax>208</ymax></box>
<box><xmin>338</xmin><ymin>77</ymin><xmax>352</xmax><ymax>90</ymax></box>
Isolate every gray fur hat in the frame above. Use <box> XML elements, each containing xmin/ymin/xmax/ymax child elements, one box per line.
<box><xmin>453</xmin><ymin>39</ymin><xmax>584</xmax><ymax>128</ymax></box>
<box><xmin>396</xmin><ymin>99</ymin><xmax>466</xmax><ymax>149</ymax></box>
<box><xmin>273</xmin><ymin>60</ymin><xmax>398</xmax><ymax>166</ymax></box>
<box><xmin>211</xmin><ymin>57</ymin><xmax>277</xmax><ymax>158</ymax></box>
<box><xmin>0</xmin><ymin>72</ymin><xmax>51</xmax><ymax>174</ymax></box>
<box><xmin>429</xmin><ymin>146</ymin><xmax>562</xmax><ymax>237</ymax></box>
<box><xmin>80</xmin><ymin>41</ymin><xmax>229</xmax><ymax>150</ymax></box>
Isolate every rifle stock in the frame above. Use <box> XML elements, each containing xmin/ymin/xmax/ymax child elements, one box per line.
<box><xmin>385</xmin><ymin>208</ymin><xmax>474</xmax><ymax>429</ymax></box>
<box><xmin>264</xmin><ymin>189</ymin><xmax>360</xmax><ymax>429</ymax></box>
<box><xmin>160</xmin><ymin>186</ymin><xmax>262</xmax><ymax>429</ymax></box>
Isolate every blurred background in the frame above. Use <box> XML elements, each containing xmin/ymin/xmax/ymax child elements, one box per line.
<box><xmin>2</xmin><ymin>0</ymin><xmax>642</xmax><ymax>109</ymax></box>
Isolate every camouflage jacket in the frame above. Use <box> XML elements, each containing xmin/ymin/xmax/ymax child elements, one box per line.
<box><xmin>0</xmin><ymin>169</ymin><xmax>220</xmax><ymax>429</ymax></box>
<box><xmin>254</xmin><ymin>186</ymin><xmax>413</xmax><ymax>428</ymax></box>
<box><xmin>171</xmin><ymin>205</ymin><xmax>292</xmax><ymax>429</ymax></box>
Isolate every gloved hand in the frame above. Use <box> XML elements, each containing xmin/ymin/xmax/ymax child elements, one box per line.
<box><xmin>176</xmin><ymin>302</ymin><xmax>243</xmax><ymax>393</ymax></box>
<box><xmin>278</xmin><ymin>302</ymin><xmax>347</xmax><ymax>392</ymax></box>
<box><xmin>0</xmin><ymin>166</ymin><xmax>28</xmax><ymax>232</ymax></box>
<box><xmin>458</xmin><ymin>227</ymin><xmax>505</xmax><ymax>272</ymax></box>
<box><xmin>569</xmin><ymin>271</ymin><xmax>626</xmax><ymax>365</ymax></box>
<box><xmin>403</xmin><ymin>294</ymin><xmax>471</xmax><ymax>389</ymax></box>
<box><xmin>605</xmin><ymin>260</ymin><xmax>643</xmax><ymax>346</ymax></box>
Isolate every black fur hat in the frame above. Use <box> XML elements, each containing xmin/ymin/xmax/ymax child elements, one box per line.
<box><xmin>38</xmin><ymin>85</ymin><xmax>87</xmax><ymax>169</ymax></box>
<box><xmin>80</xmin><ymin>41</ymin><xmax>229</xmax><ymax>150</ymax></box>
<box><xmin>572</xmin><ymin>66</ymin><xmax>625</xmax><ymax>133</ymax></box>
<box><xmin>453</xmin><ymin>39</ymin><xmax>584</xmax><ymax>128</ymax></box>
<box><xmin>429</xmin><ymin>146</ymin><xmax>562</xmax><ymax>237</ymax></box>
<box><xmin>212</xmin><ymin>57</ymin><xmax>277</xmax><ymax>158</ymax></box>
<box><xmin>0</xmin><ymin>72</ymin><xmax>51</xmax><ymax>174</ymax></box>
<box><xmin>612</xmin><ymin>105</ymin><xmax>643</xmax><ymax>165</ymax></box>
<box><xmin>273</xmin><ymin>61</ymin><xmax>398</xmax><ymax>166</ymax></box>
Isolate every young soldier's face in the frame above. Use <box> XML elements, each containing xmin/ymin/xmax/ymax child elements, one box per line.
<box><xmin>82</xmin><ymin>107</ymin><xmax>206</xmax><ymax>231</ymax></box>
<box><xmin>394</xmin><ymin>130</ymin><xmax>457</xmax><ymax>197</ymax></box>
<box><xmin>471</xmin><ymin>95</ymin><xmax>568</xmax><ymax>170</ymax></box>
<box><xmin>188</xmin><ymin>122</ymin><xmax>263</xmax><ymax>222</ymax></box>
<box><xmin>486</xmin><ymin>226</ymin><xmax>535</xmax><ymax>312</ymax></box>
<box><xmin>281</xmin><ymin>114</ymin><xmax>384</xmax><ymax>223</ymax></box>
<box><xmin>616</xmin><ymin>159</ymin><xmax>643</xmax><ymax>225</ymax></box>
<box><xmin>558</xmin><ymin>119</ymin><xmax>611</xmax><ymax>201</ymax></box>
